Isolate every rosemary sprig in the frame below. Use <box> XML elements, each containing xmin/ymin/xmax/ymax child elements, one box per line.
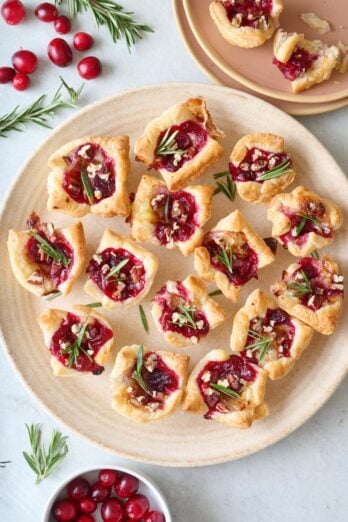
<box><xmin>0</xmin><ymin>77</ymin><xmax>83</xmax><ymax>138</ymax></box>
<box><xmin>23</xmin><ymin>424</ymin><xmax>68</xmax><ymax>484</ymax></box>
<box><xmin>294</xmin><ymin>213</ymin><xmax>322</xmax><ymax>237</ymax></box>
<box><xmin>287</xmin><ymin>270</ymin><xmax>312</xmax><ymax>297</ymax></box>
<box><xmin>213</xmin><ymin>172</ymin><xmax>236</xmax><ymax>201</ymax></box>
<box><xmin>216</xmin><ymin>245</ymin><xmax>234</xmax><ymax>274</ymax></box>
<box><xmin>171</xmin><ymin>305</ymin><xmax>197</xmax><ymax>329</ymax></box>
<box><xmin>210</xmin><ymin>382</ymin><xmax>240</xmax><ymax>399</ymax></box>
<box><xmin>213</xmin><ymin>171</ymin><xmax>229</xmax><ymax>180</ymax></box>
<box><xmin>257</xmin><ymin>159</ymin><xmax>292</xmax><ymax>181</ymax></box>
<box><xmin>132</xmin><ymin>345</ymin><xmax>150</xmax><ymax>394</ymax></box>
<box><xmin>46</xmin><ymin>291</ymin><xmax>62</xmax><ymax>301</ymax></box>
<box><xmin>209</xmin><ymin>289</ymin><xmax>222</xmax><ymax>297</ymax></box>
<box><xmin>107</xmin><ymin>258</ymin><xmax>129</xmax><ymax>280</ymax></box>
<box><xmin>61</xmin><ymin>321</ymin><xmax>92</xmax><ymax>368</ymax></box>
<box><xmin>155</xmin><ymin>128</ymin><xmax>185</xmax><ymax>157</ymax></box>
<box><xmin>30</xmin><ymin>231</ymin><xmax>69</xmax><ymax>267</ymax></box>
<box><xmin>139</xmin><ymin>305</ymin><xmax>149</xmax><ymax>333</ymax></box>
<box><xmin>86</xmin><ymin>302</ymin><xmax>102</xmax><ymax>307</ymax></box>
<box><xmin>247</xmin><ymin>330</ymin><xmax>274</xmax><ymax>363</ymax></box>
<box><xmin>80</xmin><ymin>166</ymin><xmax>94</xmax><ymax>204</ymax></box>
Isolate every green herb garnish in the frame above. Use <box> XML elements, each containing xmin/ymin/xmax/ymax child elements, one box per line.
<box><xmin>257</xmin><ymin>159</ymin><xmax>292</xmax><ymax>181</ymax></box>
<box><xmin>61</xmin><ymin>321</ymin><xmax>92</xmax><ymax>368</ymax></box>
<box><xmin>214</xmin><ymin>172</ymin><xmax>236</xmax><ymax>201</ymax></box>
<box><xmin>139</xmin><ymin>305</ymin><xmax>149</xmax><ymax>333</ymax></box>
<box><xmin>80</xmin><ymin>166</ymin><xmax>94</xmax><ymax>204</ymax></box>
<box><xmin>311</xmin><ymin>250</ymin><xmax>320</xmax><ymax>260</ymax></box>
<box><xmin>46</xmin><ymin>291</ymin><xmax>62</xmax><ymax>301</ymax></box>
<box><xmin>210</xmin><ymin>382</ymin><xmax>240</xmax><ymax>399</ymax></box>
<box><xmin>132</xmin><ymin>345</ymin><xmax>150</xmax><ymax>394</ymax></box>
<box><xmin>247</xmin><ymin>330</ymin><xmax>274</xmax><ymax>363</ymax></box>
<box><xmin>170</xmin><ymin>305</ymin><xmax>197</xmax><ymax>329</ymax></box>
<box><xmin>106</xmin><ymin>258</ymin><xmax>129</xmax><ymax>281</ymax></box>
<box><xmin>86</xmin><ymin>302</ymin><xmax>103</xmax><ymax>307</ymax></box>
<box><xmin>155</xmin><ymin>128</ymin><xmax>185</xmax><ymax>157</ymax></box>
<box><xmin>216</xmin><ymin>245</ymin><xmax>234</xmax><ymax>274</ymax></box>
<box><xmin>209</xmin><ymin>289</ymin><xmax>222</xmax><ymax>297</ymax></box>
<box><xmin>294</xmin><ymin>213</ymin><xmax>322</xmax><ymax>237</ymax></box>
<box><xmin>287</xmin><ymin>270</ymin><xmax>312</xmax><ymax>297</ymax></box>
<box><xmin>30</xmin><ymin>231</ymin><xmax>69</xmax><ymax>267</ymax></box>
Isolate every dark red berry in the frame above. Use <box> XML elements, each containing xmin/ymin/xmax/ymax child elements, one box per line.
<box><xmin>99</xmin><ymin>469</ymin><xmax>118</xmax><ymax>487</ymax></box>
<box><xmin>0</xmin><ymin>66</ymin><xmax>16</xmax><ymax>83</ymax></box>
<box><xmin>52</xmin><ymin>499</ymin><xmax>78</xmax><ymax>522</ymax></box>
<box><xmin>77</xmin><ymin>56</ymin><xmax>101</xmax><ymax>79</ymax></box>
<box><xmin>12</xmin><ymin>72</ymin><xmax>30</xmax><ymax>90</ymax></box>
<box><xmin>78</xmin><ymin>497</ymin><xmax>97</xmax><ymax>514</ymax></box>
<box><xmin>11</xmin><ymin>50</ymin><xmax>38</xmax><ymax>74</ymax></box>
<box><xmin>67</xmin><ymin>477</ymin><xmax>90</xmax><ymax>501</ymax></box>
<box><xmin>1</xmin><ymin>0</ymin><xmax>25</xmax><ymax>25</ymax></box>
<box><xmin>35</xmin><ymin>2</ymin><xmax>58</xmax><ymax>22</ymax></box>
<box><xmin>114</xmin><ymin>474</ymin><xmax>139</xmax><ymax>498</ymax></box>
<box><xmin>73</xmin><ymin>32</ymin><xmax>94</xmax><ymax>51</ymax></box>
<box><xmin>54</xmin><ymin>15</ymin><xmax>71</xmax><ymax>34</ymax></box>
<box><xmin>101</xmin><ymin>498</ymin><xmax>125</xmax><ymax>522</ymax></box>
<box><xmin>125</xmin><ymin>494</ymin><xmax>150</xmax><ymax>520</ymax></box>
<box><xmin>144</xmin><ymin>512</ymin><xmax>166</xmax><ymax>522</ymax></box>
<box><xmin>47</xmin><ymin>38</ymin><xmax>73</xmax><ymax>67</ymax></box>
<box><xmin>90</xmin><ymin>482</ymin><xmax>111</xmax><ymax>503</ymax></box>
<box><xmin>75</xmin><ymin>515</ymin><xmax>95</xmax><ymax>522</ymax></box>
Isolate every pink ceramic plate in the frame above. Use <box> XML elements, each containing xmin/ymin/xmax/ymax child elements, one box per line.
<box><xmin>183</xmin><ymin>0</ymin><xmax>348</xmax><ymax>103</ymax></box>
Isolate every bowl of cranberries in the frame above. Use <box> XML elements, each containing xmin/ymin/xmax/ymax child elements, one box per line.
<box><xmin>42</xmin><ymin>466</ymin><xmax>171</xmax><ymax>522</ymax></box>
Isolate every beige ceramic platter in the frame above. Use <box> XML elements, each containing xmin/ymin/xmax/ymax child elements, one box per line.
<box><xmin>1</xmin><ymin>83</ymin><xmax>347</xmax><ymax>466</ymax></box>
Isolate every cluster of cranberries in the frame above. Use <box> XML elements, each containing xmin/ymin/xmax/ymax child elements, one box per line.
<box><xmin>0</xmin><ymin>0</ymin><xmax>101</xmax><ymax>91</ymax></box>
<box><xmin>52</xmin><ymin>469</ymin><xmax>166</xmax><ymax>522</ymax></box>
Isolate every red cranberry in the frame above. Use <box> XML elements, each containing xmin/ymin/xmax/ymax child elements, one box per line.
<box><xmin>52</xmin><ymin>499</ymin><xmax>78</xmax><ymax>522</ymax></box>
<box><xmin>114</xmin><ymin>474</ymin><xmax>139</xmax><ymax>498</ymax></box>
<box><xmin>12</xmin><ymin>72</ymin><xmax>30</xmax><ymax>90</ymax></box>
<box><xmin>54</xmin><ymin>15</ymin><xmax>71</xmax><ymax>34</ymax></box>
<box><xmin>78</xmin><ymin>497</ymin><xmax>97</xmax><ymax>514</ymax></box>
<box><xmin>1</xmin><ymin>0</ymin><xmax>25</xmax><ymax>25</ymax></box>
<box><xmin>99</xmin><ymin>469</ymin><xmax>118</xmax><ymax>487</ymax></box>
<box><xmin>48</xmin><ymin>38</ymin><xmax>73</xmax><ymax>67</ymax></box>
<box><xmin>75</xmin><ymin>516</ymin><xmax>95</xmax><ymax>522</ymax></box>
<box><xmin>11</xmin><ymin>50</ymin><xmax>38</xmax><ymax>74</ymax></box>
<box><xmin>77</xmin><ymin>56</ymin><xmax>101</xmax><ymax>79</ymax></box>
<box><xmin>125</xmin><ymin>494</ymin><xmax>150</xmax><ymax>520</ymax></box>
<box><xmin>67</xmin><ymin>477</ymin><xmax>90</xmax><ymax>501</ymax></box>
<box><xmin>0</xmin><ymin>66</ymin><xmax>16</xmax><ymax>83</ymax></box>
<box><xmin>90</xmin><ymin>482</ymin><xmax>111</xmax><ymax>503</ymax></box>
<box><xmin>35</xmin><ymin>2</ymin><xmax>58</xmax><ymax>22</ymax></box>
<box><xmin>73</xmin><ymin>32</ymin><xmax>94</xmax><ymax>51</ymax></box>
<box><xmin>101</xmin><ymin>498</ymin><xmax>125</xmax><ymax>522</ymax></box>
<box><xmin>144</xmin><ymin>512</ymin><xmax>165</xmax><ymax>522</ymax></box>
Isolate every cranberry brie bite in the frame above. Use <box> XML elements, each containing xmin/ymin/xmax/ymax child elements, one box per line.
<box><xmin>229</xmin><ymin>133</ymin><xmax>296</xmax><ymax>203</ymax></box>
<box><xmin>183</xmin><ymin>350</ymin><xmax>268</xmax><ymax>428</ymax></box>
<box><xmin>7</xmin><ymin>212</ymin><xmax>85</xmax><ymax>299</ymax></box>
<box><xmin>134</xmin><ymin>98</ymin><xmax>224</xmax><ymax>191</ymax></box>
<box><xmin>111</xmin><ymin>344</ymin><xmax>189</xmax><ymax>423</ymax></box>
<box><xmin>273</xmin><ymin>29</ymin><xmax>339</xmax><ymax>93</ymax></box>
<box><xmin>210</xmin><ymin>0</ymin><xmax>283</xmax><ymax>49</ymax></box>
<box><xmin>85</xmin><ymin>229</ymin><xmax>158</xmax><ymax>309</ymax></box>
<box><xmin>37</xmin><ymin>305</ymin><xmax>114</xmax><ymax>376</ymax></box>
<box><xmin>151</xmin><ymin>276</ymin><xmax>226</xmax><ymax>348</ymax></box>
<box><xmin>267</xmin><ymin>186</ymin><xmax>343</xmax><ymax>257</ymax></box>
<box><xmin>230</xmin><ymin>289</ymin><xmax>313</xmax><ymax>380</ymax></box>
<box><xmin>131</xmin><ymin>175</ymin><xmax>214</xmax><ymax>256</ymax></box>
<box><xmin>194</xmin><ymin>210</ymin><xmax>275</xmax><ymax>302</ymax></box>
<box><xmin>271</xmin><ymin>256</ymin><xmax>344</xmax><ymax>335</ymax></box>
<box><xmin>48</xmin><ymin>136</ymin><xmax>130</xmax><ymax>217</ymax></box>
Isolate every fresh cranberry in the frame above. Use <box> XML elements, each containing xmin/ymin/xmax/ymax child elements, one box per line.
<box><xmin>78</xmin><ymin>497</ymin><xmax>97</xmax><ymax>514</ymax></box>
<box><xmin>35</xmin><ymin>2</ymin><xmax>58</xmax><ymax>21</ymax></box>
<box><xmin>101</xmin><ymin>498</ymin><xmax>125</xmax><ymax>522</ymax></box>
<box><xmin>52</xmin><ymin>498</ymin><xmax>78</xmax><ymax>522</ymax></box>
<box><xmin>99</xmin><ymin>469</ymin><xmax>118</xmax><ymax>487</ymax></box>
<box><xmin>12</xmin><ymin>72</ymin><xmax>30</xmax><ymax>90</ymax></box>
<box><xmin>90</xmin><ymin>482</ymin><xmax>111</xmax><ymax>503</ymax></box>
<box><xmin>114</xmin><ymin>474</ymin><xmax>139</xmax><ymax>498</ymax></box>
<box><xmin>0</xmin><ymin>66</ymin><xmax>16</xmax><ymax>83</ymax></box>
<box><xmin>75</xmin><ymin>516</ymin><xmax>95</xmax><ymax>522</ymax></box>
<box><xmin>54</xmin><ymin>15</ymin><xmax>71</xmax><ymax>34</ymax></box>
<box><xmin>67</xmin><ymin>477</ymin><xmax>90</xmax><ymax>501</ymax></box>
<box><xmin>125</xmin><ymin>494</ymin><xmax>150</xmax><ymax>520</ymax></box>
<box><xmin>11</xmin><ymin>50</ymin><xmax>38</xmax><ymax>74</ymax></box>
<box><xmin>48</xmin><ymin>38</ymin><xmax>73</xmax><ymax>67</ymax></box>
<box><xmin>1</xmin><ymin>0</ymin><xmax>25</xmax><ymax>24</ymax></box>
<box><xmin>144</xmin><ymin>512</ymin><xmax>166</xmax><ymax>522</ymax></box>
<box><xmin>77</xmin><ymin>56</ymin><xmax>101</xmax><ymax>79</ymax></box>
<box><xmin>73</xmin><ymin>32</ymin><xmax>94</xmax><ymax>51</ymax></box>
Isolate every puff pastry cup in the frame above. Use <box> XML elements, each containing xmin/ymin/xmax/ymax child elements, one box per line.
<box><xmin>134</xmin><ymin>97</ymin><xmax>225</xmax><ymax>191</ymax></box>
<box><xmin>7</xmin><ymin>212</ymin><xmax>85</xmax><ymax>298</ymax></box>
<box><xmin>48</xmin><ymin>136</ymin><xmax>131</xmax><ymax>218</ymax></box>
<box><xmin>194</xmin><ymin>210</ymin><xmax>275</xmax><ymax>302</ymax></box>
<box><xmin>182</xmin><ymin>349</ymin><xmax>268</xmax><ymax>428</ymax></box>
<box><xmin>84</xmin><ymin>229</ymin><xmax>158</xmax><ymax>309</ymax></box>
<box><xmin>267</xmin><ymin>185</ymin><xmax>343</xmax><ymax>257</ymax></box>
<box><xmin>131</xmin><ymin>174</ymin><xmax>214</xmax><ymax>256</ymax></box>
<box><xmin>229</xmin><ymin>133</ymin><xmax>296</xmax><ymax>204</ymax></box>
<box><xmin>209</xmin><ymin>0</ymin><xmax>283</xmax><ymax>49</ymax></box>
<box><xmin>151</xmin><ymin>275</ymin><xmax>226</xmax><ymax>348</ymax></box>
<box><xmin>111</xmin><ymin>344</ymin><xmax>189</xmax><ymax>423</ymax></box>
<box><xmin>273</xmin><ymin>29</ymin><xmax>340</xmax><ymax>93</ymax></box>
<box><xmin>271</xmin><ymin>256</ymin><xmax>344</xmax><ymax>335</ymax></box>
<box><xmin>37</xmin><ymin>305</ymin><xmax>114</xmax><ymax>377</ymax></box>
<box><xmin>230</xmin><ymin>289</ymin><xmax>313</xmax><ymax>380</ymax></box>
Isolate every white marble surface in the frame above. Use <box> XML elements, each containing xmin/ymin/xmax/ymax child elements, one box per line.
<box><xmin>0</xmin><ymin>1</ymin><xmax>347</xmax><ymax>521</ymax></box>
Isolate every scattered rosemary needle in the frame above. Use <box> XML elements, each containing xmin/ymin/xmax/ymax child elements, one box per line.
<box><xmin>86</xmin><ymin>302</ymin><xmax>103</xmax><ymax>308</ymax></box>
<box><xmin>213</xmin><ymin>172</ymin><xmax>236</xmax><ymax>201</ymax></box>
<box><xmin>210</xmin><ymin>382</ymin><xmax>240</xmax><ymax>399</ymax></box>
<box><xmin>257</xmin><ymin>159</ymin><xmax>292</xmax><ymax>181</ymax></box>
<box><xmin>311</xmin><ymin>250</ymin><xmax>320</xmax><ymax>260</ymax></box>
<box><xmin>46</xmin><ymin>291</ymin><xmax>62</xmax><ymax>301</ymax></box>
<box><xmin>139</xmin><ymin>305</ymin><xmax>149</xmax><ymax>333</ymax></box>
<box><xmin>23</xmin><ymin>424</ymin><xmax>68</xmax><ymax>484</ymax></box>
<box><xmin>209</xmin><ymin>289</ymin><xmax>222</xmax><ymax>297</ymax></box>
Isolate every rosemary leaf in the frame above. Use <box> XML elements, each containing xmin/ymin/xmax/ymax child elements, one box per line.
<box><xmin>132</xmin><ymin>345</ymin><xmax>150</xmax><ymax>394</ymax></box>
<box><xmin>86</xmin><ymin>302</ymin><xmax>103</xmax><ymax>307</ymax></box>
<box><xmin>80</xmin><ymin>166</ymin><xmax>94</xmax><ymax>204</ymax></box>
<box><xmin>30</xmin><ymin>231</ymin><xmax>69</xmax><ymax>267</ymax></box>
<box><xmin>257</xmin><ymin>159</ymin><xmax>292</xmax><ymax>181</ymax></box>
<box><xmin>214</xmin><ymin>175</ymin><xmax>236</xmax><ymax>201</ymax></box>
<box><xmin>107</xmin><ymin>258</ymin><xmax>129</xmax><ymax>279</ymax></box>
<box><xmin>210</xmin><ymin>383</ymin><xmax>240</xmax><ymax>399</ymax></box>
<box><xmin>46</xmin><ymin>291</ymin><xmax>62</xmax><ymax>301</ymax></box>
<box><xmin>213</xmin><ymin>171</ymin><xmax>229</xmax><ymax>180</ymax></box>
<box><xmin>139</xmin><ymin>305</ymin><xmax>149</xmax><ymax>333</ymax></box>
<box><xmin>287</xmin><ymin>270</ymin><xmax>312</xmax><ymax>297</ymax></box>
<box><xmin>209</xmin><ymin>289</ymin><xmax>222</xmax><ymax>296</ymax></box>
<box><xmin>311</xmin><ymin>250</ymin><xmax>320</xmax><ymax>260</ymax></box>
<box><xmin>216</xmin><ymin>245</ymin><xmax>234</xmax><ymax>274</ymax></box>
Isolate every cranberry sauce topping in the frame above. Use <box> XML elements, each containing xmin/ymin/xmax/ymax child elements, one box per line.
<box><xmin>284</xmin><ymin>257</ymin><xmax>344</xmax><ymax>311</ymax></box>
<box><xmin>51</xmin><ymin>312</ymin><xmax>113</xmax><ymax>373</ymax></box>
<box><xmin>153</xmin><ymin>120</ymin><xmax>208</xmax><ymax>173</ymax></box>
<box><xmin>229</xmin><ymin>147</ymin><xmax>291</xmax><ymax>183</ymax></box>
<box><xmin>86</xmin><ymin>248</ymin><xmax>145</xmax><ymax>302</ymax></box>
<box><xmin>223</xmin><ymin>0</ymin><xmax>273</xmax><ymax>28</ymax></box>
<box><xmin>151</xmin><ymin>189</ymin><xmax>198</xmax><ymax>245</ymax></box>
<box><xmin>154</xmin><ymin>281</ymin><xmax>209</xmax><ymax>341</ymax></box>
<box><xmin>203</xmin><ymin>231</ymin><xmax>258</xmax><ymax>286</ymax></box>
<box><xmin>197</xmin><ymin>355</ymin><xmax>257</xmax><ymax>419</ymax></box>
<box><xmin>62</xmin><ymin>142</ymin><xmax>116</xmax><ymax>205</ymax></box>
<box><xmin>127</xmin><ymin>352</ymin><xmax>179</xmax><ymax>411</ymax></box>
<box><xmin>273</xmin><ymin>47</ymin><xmax>319</xmax><ymax>81</ymax></box>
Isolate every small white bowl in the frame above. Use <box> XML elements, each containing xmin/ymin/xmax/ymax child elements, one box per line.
<box><xmin>42</xmin><ymin>465</ymin><xmax>172</xmax><ymax>522</ymax></box>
